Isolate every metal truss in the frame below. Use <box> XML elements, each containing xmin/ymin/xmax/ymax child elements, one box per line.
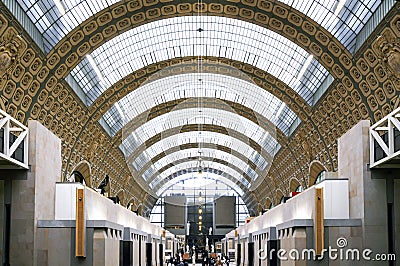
<box><xmin>370</xmin><ymin>106</ymin><xmax>400</xmax><ymax>168</ymax></box>
<box><xmin>0</xmin><ymin>109</ymin><xmax>29</xmax><ymax>169</ymax></box>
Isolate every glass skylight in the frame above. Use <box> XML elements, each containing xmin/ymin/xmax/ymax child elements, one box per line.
<box><xmin>143</xmin><ymin>148</ymin><xmax>258</xmax><ymax>183</ymax></box>
<box><xmin>149</xmin><ymin>160</ymin><xmax>249</xmax><ymax>190</ymax></box>
<box><xmin>131</xmin><ymin>140</ymin><xmax>268</xmax><ymax>176</ymax></box>
<box><xmin>103</xmin><ymin>73</ymin><xmax>297</xmax><ymax>136</ymax></box>
<box><xmin>70</xmin><ymin>16</ymin><xmax>330</xmax><ymax>106</ymax></box>
<box><xmin>122</xmin><ymin>107</ymin><xmax>278</xmax><ymax>157</ymax></box>
<box><xmin>16</xmin><ymin>0</ymin><xmax>384</xmax><ymax>54</ymax></box>
<box><xmin>279</xmin><ymin>0</ymin><xmax>382</xmax><ymax>53</ymax></box>
<box><xmin>156</xmin><ymin>173</ymin><xmax>245</xmax><ymax>196</ymax></box>
<box><xmin>123</xmin><ymin>131</ymin><xmax>272</xmax><ymax>174</ymax></box>
<box><xmin>14</xmin><ymin>0</ymin><xmax>120</xmax><ymax>52</ymax></box>
<box><xmin>8</xmin><ymin>0</ymin><xmax>392</xmax><ymax>202</ymax></box>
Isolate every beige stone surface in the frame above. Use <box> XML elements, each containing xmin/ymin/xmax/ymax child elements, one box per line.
<box><xmin>395</xmin><ymin>179</ymin><xmax>400</xmax><ymax>259</ymax></box>
<box><xmin>9</xmin><ymin>121</ymin><xmax>62</xmax><ymax>266</ymax></box>
<box><xmin>93</xmin><ymin>228</ymin><xmax>120</xmax><ymax>266</ymax></box>
<box><xmin>279</xmin><ymin>227</ymin><xmax>307</xmax><ymax>266</ymax></box>
<box><xmin>0</xmin><ymin>180</ymin><xmax>3</xmax><ymax>259</ymax></box>
<box><xmin>338</xmin><ymin>120</ymin><xmax>390</xmax><ymax>263</ymax></box>
<box><xmin>35</xmin><ymin>227</ymin><xmax>71</xmax><ymax>266</ymax></box>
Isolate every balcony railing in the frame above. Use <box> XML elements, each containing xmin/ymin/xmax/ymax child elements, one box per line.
<box><xmin>370</xmin><ymin>107</ymin><xmax>400</xmax><ymax>168</ymax></box>
<box><xmin>0</xmin><ymin>109</ymin><xmax>29</xmax><ymax>169</ymax></box>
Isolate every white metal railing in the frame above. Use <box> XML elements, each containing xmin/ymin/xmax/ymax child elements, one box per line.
<box><xmin>0</xmin><ymin>109</ymin><xmax>29</xmax><ymax>169</ymax></box>
<box><xmin>370</xmin><ymin>106</ymin><xmax>400</xmax><ymax>168</ymax></box>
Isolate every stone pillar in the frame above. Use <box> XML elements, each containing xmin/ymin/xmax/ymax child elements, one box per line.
<box><xmin>260</xmin><ymin>235</ymin><xmax>267</xmax><ymax>266</ymax></box>
<box><xmin>8</xmin><ymin>121</ymin><xmax>61</xmax><ymax>266</ymax></box>
<box><xmin>292</xmin><ymin>228</ymin><xmax>306</xmax><ymax>265</ymax></box>
<box><xmin>338</xmin><ymin>120</ymin><xmax>393</xmax><ymax>259</ymax></box>
<box><xmin>93</xmin><ymin>228</ymin><xmax>107</xmax><ymax>265</ymax></box>
<box><xmin>139</xmin><ymin>235</ymin><xmax>144</xmax><ymax>266</ymax></box>
<box><xmin>279</xmin><ymin>227</ymin><xmax>306</xmax><ymax>266</ymax></box>
<box><xmin>1</xmin><ymin>179</ymin><xmax>11</xmax><ymax>266</ymax></box>
<box><xmin>395</xmin><ymin>179</ymin><xmax>400</xmax><ymax>260</ymax></box>
<box><xmin>0</xmin><ymin>180</ymin><xmax>4</xmax><ymax>263</ymax></box>
<box><xmin>278</xmin><ymin>228</ymin><xmax>287</xmax><ymax>266</ymax></box>
<box><xmin>93</xmin><ymin>228</ymin><xmax>120</xmax><ymax>266</ymax></box>
<box><xmin>135</xmin><ymin>236</ymin><xmax>140</xmax><ymax>266</ymax></box>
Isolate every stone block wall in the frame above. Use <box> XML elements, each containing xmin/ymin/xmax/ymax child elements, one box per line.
<box><xmin>93</xmin><ymin>228</ymin><xmax>120</xmax><ymax>266</ymax></box>
<box><xmin>338</xmin><ymin>120</ymin><xmax>391</xmax><ymax>257</ymax></box>
<box><xmin>8</xmin><ymin>120</ymin><xmax>61</xmax><ymax>266</ymax></box>
<box><xmin>0</xmin><ymin>180</ymin><xmax>3</xmax><ymax>260</ymax></box>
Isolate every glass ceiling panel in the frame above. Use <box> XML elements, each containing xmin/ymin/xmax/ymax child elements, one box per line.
<box><xmin>150</xmin><ymin>160</ymin><xmax>249</xmax><ymax>190</ymax></box>
<box><xmin>70</xmin><ymin>16</ymin><xmax>331</xmax><ymax>106</ymax></box>
<box><xmin>143</xmin><ymin>148</ymin><xmax>258</xmax><ymax>182</ymax></box>
<box><xmin>103</xmin><ymin>73</ymin><xmax>297</xmax><ymax>136</ymax></box>
<box><xmin>157</xmin><ymin>173</ymin><xmax>245</xmax><ymax>196</ymax></box>
<box><xmin>15</xmin><ymin>0</ymin><xmax>385</xmax><ymax>55</ymax></box>
<box><xmin>123</xmin><ymin>131</ymin><xmax>272</xmax><ymax>174</ymax></box>
<box><xmin>280</xmin><ymin>0</ymin><xmax>382</xmax><ymax>53</ymax></box>
<box><xmin>14</xmin><ymin>0</ymin><xmax>120</xmax><ymax>52</ymax></box>
<box><xmin>122</xmin><ymin>107</ymin><xmax>278</xmax><ymax>158</ymax></box>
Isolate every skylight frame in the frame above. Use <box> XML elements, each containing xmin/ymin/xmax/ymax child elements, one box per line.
<box><xmin>123</xmin><ymin>131</ymin><xmax>272</xmax><ymax>174</ymax></box>
<box><xmin>142</xmin><ymin>147</ymin><xmax>258</xmax><ymax>183</ymax></box>
<box><xmin>70</xmin><ymin>16</ymin><xmax>330</xmax><ymax>106</ymax></box>
<box><xmin>15</xmin><ymin>0</ymin><xmax>384</xmax><ymax>55</ymax></box>
<box><xmin>103</xmin><ymin>73</ymin><xmax>297</xmax><ymax>137</ymax></box>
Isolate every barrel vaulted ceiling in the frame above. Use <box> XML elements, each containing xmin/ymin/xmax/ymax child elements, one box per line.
<box><xmin>0</xmin><ymin>0</ymin><xmax>399</xmax><ymax>214</ymax></box>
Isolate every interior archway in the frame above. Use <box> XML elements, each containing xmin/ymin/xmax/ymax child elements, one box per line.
<box><xmin>69</xmin><ymin>160</ymin><xmax>92</xmax><ymax>188</ymax></box>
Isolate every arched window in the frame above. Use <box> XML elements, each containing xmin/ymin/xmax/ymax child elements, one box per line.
<box><xmin>314</xmin><ymin>171</ymin><xmax>326</xmax><ymax>185</ymax></box>
<box><xmin>69</xmin><ymin>171</ymin><xmax>86</xmax><ymax>185</ymax></box>
<box><xmin>68</xmin><ymin>161</ymin><xmax>92</xmax><ymax>187</ymax></box>
<box><xmin>280</xmin><ymin>196</ymin><xmax>285</xmax><ymax>204</ymax></box>
<box><xmin>295</xmin><ymin>185</ymin><xmax>303</xmax><ymax>192</ymax></box>
<box><xmin>149</xmin><ymin>176</ymin><xmax>250</xmax><ymax>228</ymax></box>
<box><xmin>309</xmin><ymin>161</ymin><xmax>327</xmax><ymax>186</ymax></box>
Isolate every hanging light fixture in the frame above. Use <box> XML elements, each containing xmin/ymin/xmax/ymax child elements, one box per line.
<box><xmin>196</xmin><ymin>3</ymin><xmax>204</xmax><ymax>180</ymax></box>
<box><xmin>197</xmin><ymin>140</ymin><xmax>203</xmax><ymax>176</ymax></box>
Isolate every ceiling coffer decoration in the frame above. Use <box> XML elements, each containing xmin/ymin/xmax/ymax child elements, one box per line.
<box><xmin>0</xmin><ymin>0</ymin><xmax>397</xmax><ymax>210</ymax></box>
<box><xmin>374</xmin><ymin>29</ymin><xmax>400</xmax><ymax>80</ymax></box>
<box><xmin>0</xmin><ymin>31</ymin><xmax>23</xmax><ymax>77</ymax></box>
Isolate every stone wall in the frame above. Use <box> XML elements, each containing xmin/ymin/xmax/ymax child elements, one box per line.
<box><xmin>0</xmin><ymin>180</ymin><xmax>3</xmax><ymax>260</ymax></box>
<box><xmin>7</xmin><ymin>121</ymin><xmax>60</xmax><ymax>265</ymax></box>
<box><xmin>338</xmin><ymin>120</ymin><xmax>390</xmax><ymax>256</ymax></box>
<box><xmin>228</xmin><ymin>120</ymin><xmax>400</xmax><ymax>265</ymax></box>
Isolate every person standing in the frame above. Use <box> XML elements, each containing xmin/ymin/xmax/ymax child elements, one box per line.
<box><xmin>202</xmin><ymin>250</ymin><xmax>208</xmax><ymax>266</ymax></box>
<box><xmin>220</xmin><ymin>255</ymin><xmax>226</xmax><ymax>265</ymax></box>
<box><xmin>224</xmin><ymin>254</ymin><xmax>230</xmax><ymax>266</ymax></box>
<box><xmin>192</xmin><ymin>253</ymin><xmax>196</xmax><ymax>266</ymax></box>
<box><xmin>173</xmin><ymin>253</ymin><xmax>180</xmax><ymax>266</ymax></box>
